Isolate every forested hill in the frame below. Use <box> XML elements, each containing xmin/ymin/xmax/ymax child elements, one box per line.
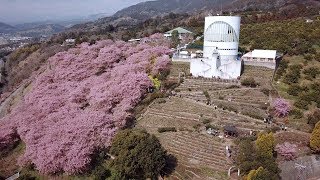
<box><xmin>227</xmin><ymin>0</ymin><xmax>320</xmax><ymax>11</ymax></box>
<box><xmin>114</xmin><ymin>0</ymin><xmax>320</xmax><ymax>20</ymax></box>
<box><xmin>69</xmin><ymin>0</ymin><xmax>320</xmax><ymax>33</ymax></box>
<box><xmin>113</xmin><ymin>0</ymin><xmax>233</xmax><ymax>20</ymax></box>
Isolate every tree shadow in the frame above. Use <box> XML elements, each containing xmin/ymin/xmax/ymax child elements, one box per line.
<box><xmin>161</xmin><ymin>154</ymin><xmax>178</xmax><ymax>178</ymax></box>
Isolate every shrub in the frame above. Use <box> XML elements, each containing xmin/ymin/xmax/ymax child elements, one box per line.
<box><xmin>203</xmin><ymin>90</ymin><xmax>211</xmax><ymax>104</ymax></box>
<box><xmin>303</xmin><ymin>54</ymin><xmax>313</xmax><ymax>61</ymax></box>
<box><xmin>266</xmin><ymin>126</ymin><xmax>281</xmax><ymax>133</ymax></box>
<box><xmin>287</xmin><ymin>84</ymin><xmax>303</xmax><ymax>96</ymax></box>
<box><xmin>303</xmin><ymin>67</ymin><xmax>319</xmax><ymax>80</ymax></box>
<box><xmin>283</xmin><ymin>72</ymin><xmax>300</xmax><ymax>84</ymax></box>
<box><xmin>202</xmin><ymin>119</ymin><xmax>211</xmax><ymax>124</ymax></box>
<box><xmin>283</xmin><ymin>64</ymin><xmax>302</xmax><ymax>84</ymax></box>
<box><xmin>260</xmin><ymin>103</ymin><xmax>269</xmax><ymax>110</ymax></box>
<box><xmin>225</xmin><ymin>105</ymin><xmax>238</xmax><ymax>113</ymax></box>
<box><xmin>307</xmin><ymin>109</ymin><xmax>320</xmax><ymax>128</ymax></box>
<box><xmin>243</xmin><ymin>111</ymin><xmax>264</xmax><ymax>120</ymax></box>
<box><xmin>17</xmin><ymin>173</ymin><xmax>37</xmax><ymax>180</ymax></box>
<box><xmin>275</xmin><ymin>142</ymin><xmax>297</xmax><ymax>161</ymax></box>
<box><xmin>158</xmin><ymin>127</ymin><xmax>177</xmax><ymax>133</ymax></box>
<box><xmin>193</xmin><ymin>124</ymin><xmax>201</xmax><ymax>130</ymax></box>
<box><xmin>218</xmin><ymin>95</ymin><xmax>224</xmax><ymax>100</ymax></box>
<box><xmin>241</xmin><ymin>77</ymin><xmax>259</xmax><ymax>87</ymax></box>
<box><xmin>247</xmin><ymin>167</ymin><xmax>270</xmax><ymax>180</ymax></box>
<box><xmin>227</xmin><ymin>85</ymin><xmax>240</xmax><ymax>89</ymax></box>
<box><xmin>260</xmin><ymin>88</ymin><xmax>270</xmax><ymax>96</ymax></box>
<box><xmin>149</xmin><ymin>76</ymin><xmax>161</xmax><ymax>90</ymax></box>
<box><xmin>315</xmin><ymin>52</ymin><xmax>320</xmax><ymax>62</ymax></box>
<box><xmin>163</xmin><ymin>79</ymin><xmax>179</xmax><ymax>90</ymax></box>
<box><xmin>150</xmin><ymin>91</ymin><xmax>167</xmax><ymax>101</ymax></box>
<box><xmin>274</xmin><ymin>60</ymin><xmax>288</xmax><ymax>80</ymax></box>
<box><xmin>92</xmin><ymin>166</ymin><xmax>111</xmax><ymax>180</ymax></box>
<box><xmin>289</xmin><ymin>108</ymin><xmax>303</xmax><ymax>119</ymax></box>
<box><xmin>294</xmin><ymin>99</ymin><xmax>309</xmax><ymax>110</ymax></box>
<box><xmin>272</xmin><ymin>98</ymin><xmax>291</xmax><ymax>117</ymax></box>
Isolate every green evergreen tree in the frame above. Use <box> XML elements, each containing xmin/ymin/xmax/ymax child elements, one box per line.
<box><xmin>247</xmin><ymin>167</ymin><xmax>270</xmax><ymax>180</ymax></box>
<box><xmin>310</xmin><ymin>121</ymin><xmax>320</xmax><ymax>152</ymax></box>
<box><xmin>171</xmin><ymin>30</ymin><xmax>180</xmax><ymax>48</ymax></box>
<box><xmin>110</xmin><ymin>129</ymin><xmax>167</xmax><ymax>180</ymax></box>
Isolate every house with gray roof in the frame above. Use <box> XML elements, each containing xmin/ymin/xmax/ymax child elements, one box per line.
<box><xmin>164</xmin><ymin>27</ymin><xmax>193</xmax><ymax>38</ymax></box>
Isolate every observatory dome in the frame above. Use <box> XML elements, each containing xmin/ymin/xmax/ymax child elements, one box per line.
<box><xmin>203</xmin><ymin>16</ymin><xmax>241</xmax><ymax>60</ymax></box>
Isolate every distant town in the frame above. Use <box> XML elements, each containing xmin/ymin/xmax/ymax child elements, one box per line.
<box><xmin>0</xmin><ymin>33</ymin><xmax>49</xmax><ymax>58</ymax></box>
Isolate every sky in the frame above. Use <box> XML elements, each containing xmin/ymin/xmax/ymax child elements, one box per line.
<box><xmin>0</xmin><ymin>0</ymin><xmax>147</xmax><ymax>24</ymax></box>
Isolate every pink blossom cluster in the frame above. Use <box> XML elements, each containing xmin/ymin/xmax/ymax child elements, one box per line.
<box><xmin>275</xmin><ymin>142</ymin><xmax>297</xmax><ymax>161</ymax></box>
<box><xmin>152</xmin><ymin>55</ymin><xmax>171</xmax><ymax>76</ymax></box>
<box><xmin>142</xmin><ymin>33</ymin><xmax>171</xmax><ymax>47</ymax></box>
<box><xmin>273</xmin><ymin>98</ymin><xmax>291</xmax><ymax>117</ymax></box>
<box><xmin>0</xmin><ymin>39</ymin><xmax>170</xmax><ymax>174</ymax></box>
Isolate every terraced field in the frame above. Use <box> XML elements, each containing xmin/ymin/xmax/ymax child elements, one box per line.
<box><xmin>136</xmin><ymin>63</ymin><xmax>275</xmax><ymax>179</ymax></box>
<box><xmin>176</xmin><ymin>78</ymin><xmax>239</xmax><ymax>92</ymax></box>
<box><xmin>160</xmin><ymin>132</ymin><xmax>231</xmax><ymax>180</ymax></box>
<box><xmin>241</xmin><ymin>65</ymin><xmax>274</xmax><ymax>89</ymax></box>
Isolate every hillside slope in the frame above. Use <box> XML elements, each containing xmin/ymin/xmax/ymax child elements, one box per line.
<box><xmin>0</xmin><ymin>36</ymin><xmax>171</xmax><ymax>174</ymax></box>
<box><xmin>114</xmin><ymin>0</ymin><xmax>233</xmax><ymax>20</ymax></box>
<box><xmin>113</xmin><ymin>0</ymin><xmax>320</xmax><ymax>19</ymax></box>
<box><xmin>227</xmin><ymin>0</ymin><xmax>320</xmax><ymax>11</ymax></box>
<box><xmin>69</xmin><ymin>0</ymin><xmax>320</xmax><ymax>33</ymax></box>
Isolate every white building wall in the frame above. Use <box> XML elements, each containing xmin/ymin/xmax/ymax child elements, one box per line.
<box><xmin>190</xmin><ymin>57</ymin><xmax>242</xmax><ymax>79</ymax></box>
<box><xmin>189</xmin><ymin>16</ymin><xmax>242</xmax><ymax>79</ymax></box>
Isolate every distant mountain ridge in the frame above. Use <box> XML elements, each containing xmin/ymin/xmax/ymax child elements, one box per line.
<box><xmin>16</xmin><ymin>23</ymin><xmax>65</xmax><ymax>37</ymax></box>
<box><xmin>0</xmin><ymin>22</ymin><xmax>16</xmax><ymax>33</ymax></box>
<box><xmin>0</xmin><ymin>21</ymin><xmax>65</xmax><ymax>37</ymax></box>
<box><xmin>114</xmin><ymin>0</ymin><xmax>320</xmax><ymax>19</ymax></box>
<box><xmin>69</xmin><ymin>0</ymin><xmax>320</xmax><ymax>32</ymax></box>
<box><xmin>226</xmin><ymin>0</ymin><xmax>320</xmax><ymax>11</ymax></box>
<box><xmin>113</xmin><ymin>0</ymin><xmax>233</xmax><ymax>20</ymax></box>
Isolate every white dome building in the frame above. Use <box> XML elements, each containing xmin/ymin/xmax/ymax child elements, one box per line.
<box><xmin>203</xmin><ymin>16</ymin><xmax>240</xmax><ymax>60</ymax></box>
<box><xmin>190</xmin><ymin>16</ymin><xmax>242</xmax><ymax>79</ymax></box>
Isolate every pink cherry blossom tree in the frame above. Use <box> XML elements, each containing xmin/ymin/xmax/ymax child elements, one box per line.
<box><xmin>273</xmin><ymin>98</ymin><xmax>291</xmax><ymax>118</ymax></box>
<box><xmin>0</xmin><ymin>38</ymin><xmax>171</xmax><ymax>174</ymax></box>
<box><xmin>275</xmin><ymin>142</ymin><xmax>297</xmax><ymax>161</ymax></box>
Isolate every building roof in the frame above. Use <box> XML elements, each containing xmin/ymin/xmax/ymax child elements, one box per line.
<box><xmin>128</xmin><ymin>38</ymin><xmax>141</xmax><ymax>42</ymax></box>
<box><xmin>65</xmin><ymin>39</ymin><xmax>76</xmax><ymax>42</ymax></box>
<box><xmin>243</xmin><ymin>49</ymin><xmax>277</xmax><ymax>59</ymax></box>
<box><xmin>180</xmin><ymin>51</ymin><xmax>189</xmax><ymax>55</ymax></box>
<box><xmin>165</xmin><ymin>27</ymin><xmax>193</xmax><ymax>34</ymax></box>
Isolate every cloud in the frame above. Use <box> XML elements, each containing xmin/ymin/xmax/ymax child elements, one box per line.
<box><xmin>0</xmin><ymin>0</ymin><xmax>147</xmax><ymax>24</ymax></box>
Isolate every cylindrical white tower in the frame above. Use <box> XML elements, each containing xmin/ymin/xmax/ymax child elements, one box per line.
<box><xmin>203</xmin><ymin>16</ymin><xmax>241</xmax><ymax>61</ymax></box>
